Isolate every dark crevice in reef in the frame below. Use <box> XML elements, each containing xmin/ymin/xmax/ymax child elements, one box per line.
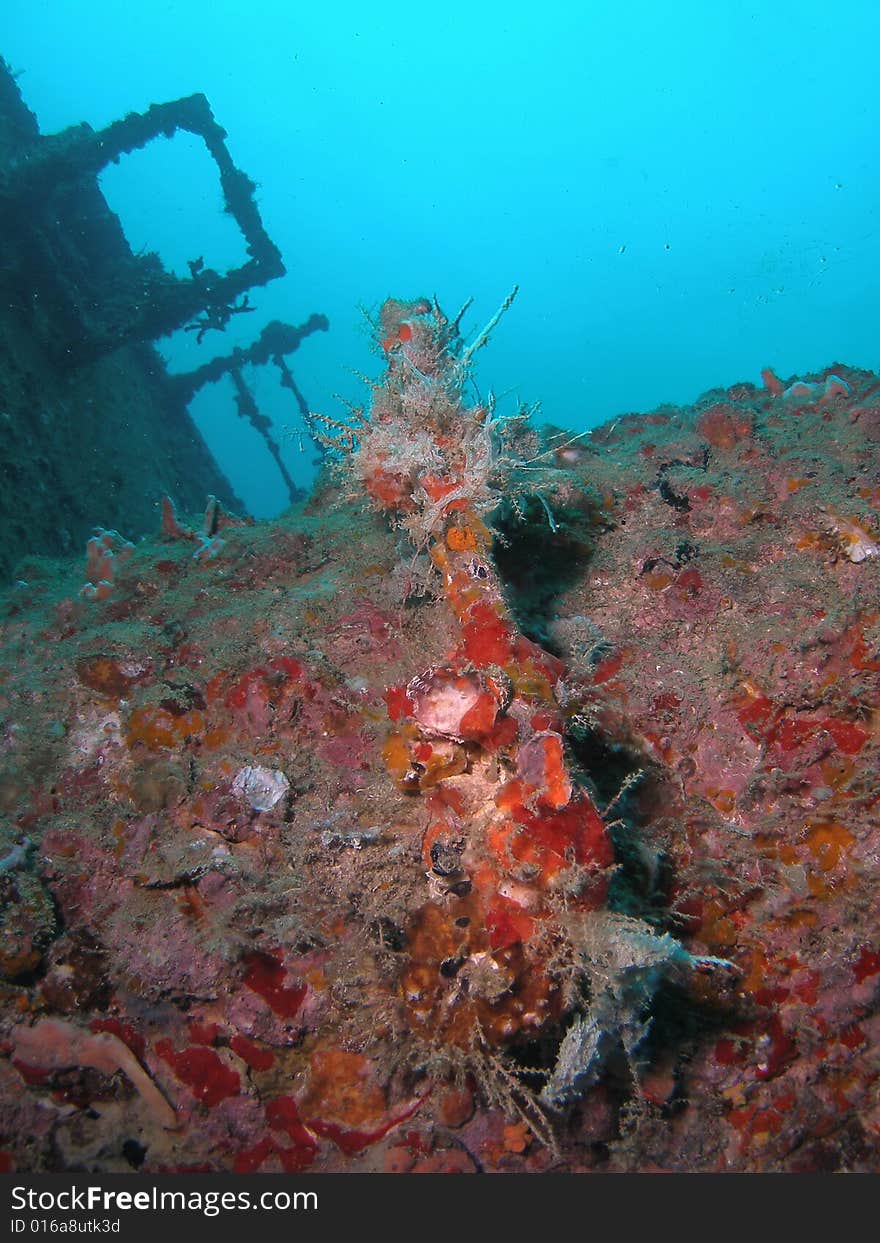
<box><xmin>567</xmin><ymin>726</ymin><xmax>643</xmax><ymax>808</ymax></box>
<box><xmin>566</xmin><ymin>725</ymin><xmax>683</xmax><ymax>927</ymax></box>
<box><xmin>641</xmin><ymin>980</ymin><xmax>741</xmax><ymax>1073</ymax></box>
<box><xmin>491</xmin><ymin>481</ymin><xmax>679</xmax><ymax>931</ymax></box>
<box><xmin>491</xmin><ymin>493</ymin><xmax>600</xmax><ymax>650</ymax></box>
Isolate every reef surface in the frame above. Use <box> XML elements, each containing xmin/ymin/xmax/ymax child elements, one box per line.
<box><xmin>0</xmin><ymin>346</ymin><xmax>878</xmax><ymax>1173</ymax></box>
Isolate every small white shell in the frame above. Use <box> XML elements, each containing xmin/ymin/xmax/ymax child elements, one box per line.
<box><xmin>828</xmin><ymin>515</ymin><xmax>880</xmax><ymax>563</ymax></box>
<box><xmin>232</xmin><ymin>764</ymin><xmax>290</xmax><ymax>811</ymax></box>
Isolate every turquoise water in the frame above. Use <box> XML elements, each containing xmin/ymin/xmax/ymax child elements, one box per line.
<box><xmin>4</xmin><ymin>0</ymin><xmax>879</xmax><ymax>516</ymax></box>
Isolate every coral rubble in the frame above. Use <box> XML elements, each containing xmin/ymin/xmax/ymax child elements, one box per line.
<box><xmin>0</xmin><ymin>326</ymin><xmax>878</xmax><ymax>1172</ymax></box>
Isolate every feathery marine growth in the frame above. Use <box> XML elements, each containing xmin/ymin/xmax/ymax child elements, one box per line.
<box><xmin>312</xmin><ymin>293</ymin><xmax>728</xmax><ymax>1104</ymax></box>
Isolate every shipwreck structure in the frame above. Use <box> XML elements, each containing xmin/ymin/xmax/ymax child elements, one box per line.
<box><xmin>0</xmin><ymin>59</ymin><xmax>325</xmax><ymax>580</ymax></box>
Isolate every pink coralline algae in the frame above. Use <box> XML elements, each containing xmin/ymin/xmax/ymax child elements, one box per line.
<box><xmin>11</xmin><ymin>1018</ymin><xmax>176</xmax><ymax>1128</ymax></box>
<box><xmin>0</xmin><ymin>334</ymin><xmax>879</xmax><ymax>1173</ymax></box>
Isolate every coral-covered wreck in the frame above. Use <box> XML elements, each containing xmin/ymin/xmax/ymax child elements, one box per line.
<box><xmin>1</xmin><ymin>296</ymin><xmax>878</xmax><ymax>1173</ymax></box>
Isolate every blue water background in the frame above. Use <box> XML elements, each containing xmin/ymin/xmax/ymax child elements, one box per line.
<box><xmin>4</xmin><ymin>1</ymin><xmax>879</xmax><ymax>517</ymax></box>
